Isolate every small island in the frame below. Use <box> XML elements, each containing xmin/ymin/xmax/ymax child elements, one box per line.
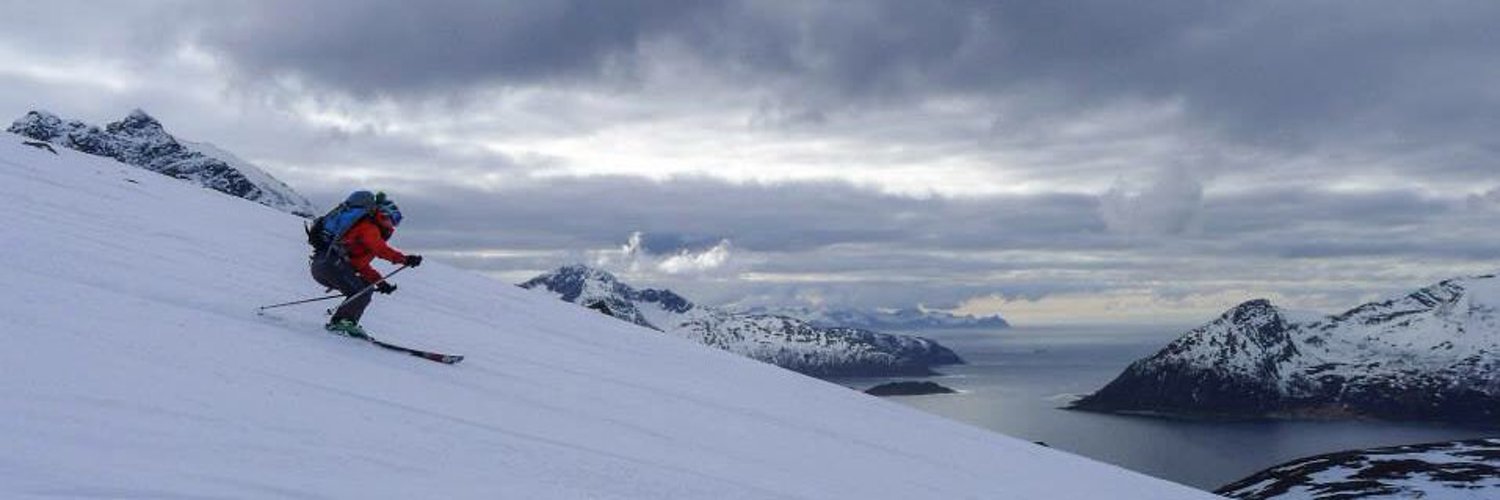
<box><xmin>864</xmin><ymin>381</ymin><xmax>958</xmax><ymax>396</ymax></box>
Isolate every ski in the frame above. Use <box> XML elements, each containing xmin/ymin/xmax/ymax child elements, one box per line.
<box><xmin>257</xmin><ymin>309</ymin><xmax>462</xmax><ymax>364</ymax></box>
<box><xmin>368</xmin><ymin>338</ymin><xmax>464</xmax><ymax>364</ymax></box>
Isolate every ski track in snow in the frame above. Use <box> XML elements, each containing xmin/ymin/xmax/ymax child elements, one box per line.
<box><xmin>0</xmin><ymin>135</ymin><xmax>1215</xmax><ymax>499</ymax></box>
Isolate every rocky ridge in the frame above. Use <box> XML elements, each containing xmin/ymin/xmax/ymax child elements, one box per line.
<box><xmin>8</xmin><ymin>110</ymin><xmax>314</xmax><ymax>216</ymax></box>
<box><xmin>748</xmin><ymin>305</ymin><xmax>1010</xmax><ymax>331</ymax></box>
<box><xmin>1218</xmin><ymin>438</ymin><xmax>1500</xmax><ymax>499</ymax></box>
<box><xmin>520</xmin><ymin>265</ymin><xmax>964</xmax><ymax>377</ymax></box>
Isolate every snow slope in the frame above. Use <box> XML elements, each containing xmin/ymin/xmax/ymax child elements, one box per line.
<box><xmin>0</xmin><ymin>134</ymin><xmax>1213</xmax><ymax>499</ymax></box>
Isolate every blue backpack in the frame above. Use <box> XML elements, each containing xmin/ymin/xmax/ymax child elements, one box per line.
<box><xmin>306</xmin><ymin>191</ymin><xmax>378</xmax><ymax>256</ymax></box>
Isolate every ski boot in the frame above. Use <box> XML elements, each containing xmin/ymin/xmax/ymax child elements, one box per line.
<box><xmin>325</xmin><ymin>318</ymin><xmax>371</xmax><ymax>340</ymax></box>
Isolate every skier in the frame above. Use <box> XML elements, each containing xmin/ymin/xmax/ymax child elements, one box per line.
<box><xmin>309</xmin><ymin>190</ymin><xmax>423</xmax><ymax>339</ymax></box>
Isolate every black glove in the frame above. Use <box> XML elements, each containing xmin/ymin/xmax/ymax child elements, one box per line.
<box><xmin>404</xmin><ymin>254</ymin><xmax>423</xmax><ymax>268</ymax></box>
<box><xmin>375</xmin><ymin>281</ymin><xmax>397</xmax><ymax>294</ymax></box>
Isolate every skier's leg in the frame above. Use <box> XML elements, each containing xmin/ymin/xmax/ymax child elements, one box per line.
<box><xmin>311</xmin><ymin>253</ymin><xmax>371</xmax><ymax>323</ymax></box>
<box><xmin>334</xmin><ymin>288</ymin><xmax>373</xmax><ymax>323</ymax></box>
<box><xmin>328</xmin><ymin>261</ymin><xmax>374</xmax><ymax>323</ymax></box>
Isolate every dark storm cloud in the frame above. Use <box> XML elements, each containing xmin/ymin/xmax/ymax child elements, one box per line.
<box><xmin>17</xmin><ymin>1</ymin><xmax>1499</xmax><ymax>181</ymax></box>
<box><xmin>198</xmin><ymin>0</ymin><xmax>729</xmax><ymax>97</ymax></box>
<box><xmin>188</xmin><ymin>1</ymin><xmax>1500</xmax><ymax>161</ymax></box>
<box><xmin>10</xmin><ymin>1</ymin><xmax>1500</xmax><ymax>178</ymax></box>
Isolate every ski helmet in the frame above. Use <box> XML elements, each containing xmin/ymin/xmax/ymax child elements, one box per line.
<box><xmin>344</xmin><ymin>190</ymin><xmax>376</xmax><ymax>209</ymax></box>
<box><xmin>376</xmin><ymin>193</ymin><xmax>402</xmax><ymax>227</ymax></box>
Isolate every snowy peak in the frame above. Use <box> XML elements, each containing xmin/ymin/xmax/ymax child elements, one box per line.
<box><xmin>1148</xmin><ymin>298</ymin><xmax>1297</xmax><ymax>377</ymax></box>
<box><xmin>1304</xmin><ymin>275</ymin><xmax>1500</xmax><ymax>359</ymax></box>
<box><xmin>521</xmin><ymin>265</ymin><xmax>965</xmax><ymax>377</ymax></box>
<box><xmin>1075</xmin><ymin>276</ymin><xmax>1500</xmax><ymax>422</ymax></box>
<box><xmin>524</xmin><ymin>265</ymin><xmax>647</xmax><ymax>303</ymax></box>
<box><xmin>1224</xmin><ymin>298</ymin><xmax>1280</xmax><ymax>324</ymax></box>
<box><xmin>539</xmin><ymin>265</ymin><xmax>694</xmax><ymax>314</ymax></box>
<box><xmin>527</xmin><ymin>263</ymin><xmax>618</xmax><ymax>291</ymax></box>
<box><xmin>1214</xmin><ymin>299</ymin><xmax>1297</xmax><ymax>350</ymax></box>
<box><xmin>110</xmin><ymin>109</ymin><xmax>165</xmax><ymax>135</ymax></box>
<box><xmin>8</xmin><ymin>110</ymin><xmax>71</xmax><ymax>140</ymax></box>
<box><xmin>1328</xmin><ymin>276</ymin><xmax>1473</xmax><ymax>327</ymax></box>
<box><xmin>519</xmin><ymin>264</ymin><xmax>694</xmax><ymax>329</ymax></box>
<box><xmin>637</xmin><ymin>287</ymin><xmax>694</xmax><ymax>314</ymax></box>
<box><xmin>7</xmin><ymin>109</ymin><xmax>315</xmax><ymax>217</ymax></box>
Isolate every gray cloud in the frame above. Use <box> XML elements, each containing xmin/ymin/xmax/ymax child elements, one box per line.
<box><xmin>1201</xmin><ymin>188</ymin><xmax>1453</xmax><ymax>237</ymax></box>
<box><xmin>0</xmin><ymin>1</ymin><xmax>185</xmax><ymax>56</ymax></box>
<box><xmin>1099</xmin><ymin>167</ymin><xmax>1205</xmax><ymax>236</ymax></box>
<box><xmin>307</xmin><ymin>180</ymin><xmax>959</xmax><ymax>257</ymax></box>
<box><xmin>303</xmin><ymin>171</ymin><xmax>1500</xmax><ymax>317</ymax></box>
<box><xmin>319</xmin><ymin>175</ymin><xmax>1106</xmax><ymax>255</ymax></box>
<box><xmin>176</xmin><ymin>2</ymin><xmax>1500</xmax><ymax>160</ymax></box>
<box><xmin>14</xmin><ymin>1</ymin><xmax>1500</xmax><ymax>185</ymax></box>
<box><xmin>7</xmin><ymin>1</ymin><xmax>1500</xmax><ymax>323</ymax></box>
<box><xmin>198</xmin><ymin>0</ymin><xmax>727</xmax><ymax>97</ymax></box>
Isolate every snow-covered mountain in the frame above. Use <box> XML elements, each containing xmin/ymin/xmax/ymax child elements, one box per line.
<box><xmin>0</xmin><ymin>133</ymin><xmax>1213</xmax><ymax>499</ymax></box>
<box><xmin>1072</xmin><ymin>277</ymin><xmax>1500</xmax><ymax>423</ymax></box>
<box><xmin>750</xmin><ymin>305</ymin><xmax>1010</xmax><ymax>330</ymax></box>
<box><xmin>8</xmin><ymin>109</ymin><xmax>315</xmax><ymax>216</ymax></box>
<box><xmin>520</xmin><ymin>265</ymin><xmax>965</xmax><ymax>377</ymax></box>
<box><xmin>1217</xmin><ymin>438</ymin><xmax>1500</xmax><ymax>499</ymax></box>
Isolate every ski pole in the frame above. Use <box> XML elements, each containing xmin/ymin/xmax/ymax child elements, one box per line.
<box><xmin>257</xmin><ymin>265</ymin><xmax>410</xmax><ymax>314</ymax></box>
<box><xmin>328</xmin><ymin>264</ymin><xmax>410</xmax><ymax>313</ymax></box>
<box><xmin>256</xmin><ymin>292</ymin><xmax>345</xmax><ymax>313</ymax></box>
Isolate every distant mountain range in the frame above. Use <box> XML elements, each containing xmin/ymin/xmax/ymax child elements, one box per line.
<box><xmin>520</xmin><ymin>265</ymin><xmax>964</xmax><ymax>377</ymax></box>
<box><xmin>1217</xmin><ymin>438</ymin><xmax>1500</xmax><ymax>499</ymax></box>
<box><xmin>1072</xmin><ymin>275</ymin><xmax>1500</xmax><ymax>423</ymax></box>
<box><xmin>8</xmin><ymin>110</ymin><xmax>314</xmax><ymax>216</ymax></box>
<box><xmin>746</xmin><ymin>306</ymin><xmax>1009</xmax><ymax>331</ymax></box>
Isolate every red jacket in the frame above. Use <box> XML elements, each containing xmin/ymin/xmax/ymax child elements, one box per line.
<box><xmin>341</xmin><ymin>212</ymin><xmax>407</xmax><ymax>283</ymax></box>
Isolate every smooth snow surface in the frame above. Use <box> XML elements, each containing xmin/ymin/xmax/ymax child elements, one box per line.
<box><xmin>0</xmin><ymin>135</ymin><xmax>1213</xmax><ymax>499</ymax></box>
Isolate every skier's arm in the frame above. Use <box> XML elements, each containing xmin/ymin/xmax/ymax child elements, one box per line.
<box><xmin>353</xmin><ymin>260</ymin><xmax>383</xmax><ymax>284</ymax></box>
<box><xmin>349</xmin><ymin>224</ymin><xmax>407</xmax><ymax>283</ymax></box>
<box><xmin>364</xmin><ymin>231</ymin><xmax>408</xmax><ymax>265</ymax></box>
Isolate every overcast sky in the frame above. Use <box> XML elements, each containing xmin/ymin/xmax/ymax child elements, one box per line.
<box><xmin>5</xmin><ymin>0</ymin><xmax>1500</xmax><ymax>325</ymax></box>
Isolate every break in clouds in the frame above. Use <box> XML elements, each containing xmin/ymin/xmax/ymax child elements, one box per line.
<box><xmin>3</xmin><ymin>0</ymin><xmax>1500</xmax><ymax>323</ymax></box>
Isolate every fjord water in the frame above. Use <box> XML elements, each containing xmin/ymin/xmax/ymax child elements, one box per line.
<box><xmin>835</xmin><ymin>325</ymin><xmax>1497</xmax><ymax>490</ymax></box>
